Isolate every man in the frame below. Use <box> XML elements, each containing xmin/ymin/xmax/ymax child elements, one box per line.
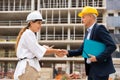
<box><xmin>64</xmin><ymin>6</ymin><xmax>116</xmax><ymax>80</ymax></box>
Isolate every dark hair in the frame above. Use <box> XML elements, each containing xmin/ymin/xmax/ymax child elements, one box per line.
<box><xmin>32</xmin><ymin>19</ymin><xmax>42</xmax><ymax>22</ymax></box>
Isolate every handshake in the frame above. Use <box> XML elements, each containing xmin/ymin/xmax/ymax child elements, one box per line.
<box><xmin>43</xmin><ymin>45</ymin><xmax>68</xmax><ymax>57</ymax></box>
<box><xmin>55</xmin><ymin>49</ymin><xmax>68</xmax><ymax>57</ymax></box>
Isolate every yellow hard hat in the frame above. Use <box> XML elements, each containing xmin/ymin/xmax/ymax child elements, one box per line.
<box><xmin>78</xmin><ymin>6</ymin><xmax>98</xmax><ymax>17</ymax></box>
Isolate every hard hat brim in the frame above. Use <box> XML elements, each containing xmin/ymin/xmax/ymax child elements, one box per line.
<box><xmin>78</xmin><ymin>12</ymin><xmax>82</xmax><ymax>17</ymax></box>
<box><xmin>26</xmin><ymin>19</ymin><xmax>45</xmax><ymax>23</ymax></box>
<box><xmin>78</xmin><ymin>12</ymin><xmax>98</xmax><ymax>17</ymax></box>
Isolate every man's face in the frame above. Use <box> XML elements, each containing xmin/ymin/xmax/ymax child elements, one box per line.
<box><xmin>81</xmin><ymin>14</ymin><xmax>92</xmax><ymax>28</ymax></box>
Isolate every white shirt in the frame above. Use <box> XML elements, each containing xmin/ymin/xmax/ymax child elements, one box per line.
<box><xmin>86</xmin><ymin>22</ymin><xmax>95</xmax><ymax>39</ymax></box>
<box><xmin>14</xmin><ymin>29</ymin><xmax>46</xmax><ymax>80</ymax></box>
<box><xmin>86</xmin><ymin>22</ymin><xmax>95</xmax><ymax>64</ymax></box>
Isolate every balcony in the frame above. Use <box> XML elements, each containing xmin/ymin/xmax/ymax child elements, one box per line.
<box><xmin>0</xmin><ymin>36</ymin><xmax>16</xmax><ymax>42</ymax></box>
<box><xmin>0</xmin><ymin>21</ymin><xmax>26</xmax><ymax>26</ymax></box>
<box><xmin>0</xmin><ymin>0</ymin><xmax>31</xmax><ymax>11</ymax></box>
<box><xmin>0</xmin><ymin>6</ymin><xmax>31</xmax><ymax>11</ymax></box>
<box><xmin>0</xmin><ymin>16</ymin><xmax>103</xmax><ymax>26</ymax></box>
<box><xmin>40</xmin><ymin>35</ymin><xmax>83</xmax><ymax>41</ymax></box>
<box><xmin>39</xmin><ymin>0</ymin><xmax>105</xmax><ymax>8</ymax></box>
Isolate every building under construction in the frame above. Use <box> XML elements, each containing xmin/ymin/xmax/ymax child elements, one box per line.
<box><xmin>0</xmin><ymin>0</ymin><xmax>120</xmax><ymax>79</ymax></box>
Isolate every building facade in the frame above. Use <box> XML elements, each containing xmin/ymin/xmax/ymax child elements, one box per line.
<box><xmin>0</xmin><ymin>0</ymin><xmax>120</xmax><ymax>79</ymax></box>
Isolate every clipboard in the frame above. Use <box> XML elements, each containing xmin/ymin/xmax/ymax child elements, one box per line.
<box><xmin>82</xmin><ymin>39</ymin><xmax>106</xmax><ymax>58</ymax></box>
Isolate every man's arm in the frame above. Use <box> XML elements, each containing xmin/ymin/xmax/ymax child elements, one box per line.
<box><xmin>67</xmin><ymin>43</ymin><xmax>84</xmax><ymax>57</ymax></box>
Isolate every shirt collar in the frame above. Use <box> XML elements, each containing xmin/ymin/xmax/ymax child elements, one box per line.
<box><xmin>87</xmin><ymin>22</ymin><xmax>96</xmax><ymax>32</ymax></box>
<box><xmin>28</xmin><ymin>29</ymin><xmax>34</xmax><ymax>33</ymax></box>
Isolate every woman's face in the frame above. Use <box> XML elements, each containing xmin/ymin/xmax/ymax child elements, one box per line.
<box><xmin>29</xmin><ymin>21</ymin><xmax>42</xmax><ymax>32</ymax></box>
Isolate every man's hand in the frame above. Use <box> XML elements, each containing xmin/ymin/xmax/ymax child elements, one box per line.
<box><xmin>61</xmin><ymin>49</ymin><xmax>68</xmax><ymax>55</ymax></box>
<box><xmin>55</xmin><ymin>49</ymin><xmax>67</xmax><ymax>57</ymax></box>
<box><xmin>88</xmin><ymin>54</ymin><xmax>97</xmax><ymax>62</ymax></box>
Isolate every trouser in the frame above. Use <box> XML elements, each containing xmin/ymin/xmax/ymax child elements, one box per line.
<box><xmin>88</xmin><ymin>75</ymin><xmax>109</xmax><ymax>80</ymax></box>
<box><xmin>18</xmin><ymin>62</ymin><xmax>40</xmax><ymax>80</ymax></box>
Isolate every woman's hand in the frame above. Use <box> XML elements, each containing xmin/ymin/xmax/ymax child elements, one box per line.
<box><xmin>55</xmin><ymin>49</ymin><xmax>67</xmax><ymax>57</ymax></box>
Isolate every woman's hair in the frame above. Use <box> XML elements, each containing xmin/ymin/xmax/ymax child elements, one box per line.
<box><xmin>15</xmin><ymin>23</ymin><xmax>30</xmax><ymax>52</ymax></box>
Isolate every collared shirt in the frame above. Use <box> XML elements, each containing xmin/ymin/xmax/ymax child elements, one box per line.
<box><xmin>86</xmin><ymin>22</ymin><xmax>96</xmax><ymax>39</ymax></box>
<box><xmin>16</xmin><ymin>29</ymin><xmax>46</xmax><ymax>59</ymax></box>
<box><xmin>14</xmin><ymin>29</ymin><xmax>46</xmax><ymax>80</ymax></box>
<box><xmin>86</xmin><ymin>22</ymin><xmax>96</xmax><ymax>64</ymax></box>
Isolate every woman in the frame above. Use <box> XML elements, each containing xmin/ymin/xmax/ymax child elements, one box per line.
<box><xmin>14</xmin><ymin>11</ymin><xmax>64</xmax><ymax>80</ymax></box>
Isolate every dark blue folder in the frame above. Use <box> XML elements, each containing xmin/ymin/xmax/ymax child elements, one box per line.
<box><xmin>82</xmin><ymin>39</ymin><xmax>106</xmax><ymax>58</ymax></box>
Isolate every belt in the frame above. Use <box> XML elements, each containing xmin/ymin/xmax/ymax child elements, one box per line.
<box><xmin>18</xmin><ymin>57</ymin><xmax>37</xmax><ymax>61</ymax></box>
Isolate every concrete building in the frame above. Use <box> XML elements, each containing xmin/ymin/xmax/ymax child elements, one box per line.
<box><xmin>0</xmin><ymin>0</ymin><xmax>120</xmax><ymax>79</ymax></box>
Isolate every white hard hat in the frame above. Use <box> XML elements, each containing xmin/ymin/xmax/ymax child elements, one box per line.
<box><xmin>26</xmin><ymin>11</ymin><xmax>44</xmax><ymax>22</ymax></box>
